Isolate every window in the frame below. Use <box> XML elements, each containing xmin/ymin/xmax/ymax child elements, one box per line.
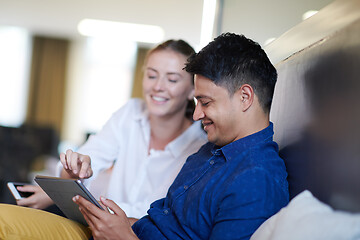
<box><xmin>0</xmin><ymin>26</ymin><xmax>31</xmax><ymax>127</ymax></box>
<box><xmin>62</xmin><ymin>37</ymin><xmax>137</xmax><ymax>146</ymax></box>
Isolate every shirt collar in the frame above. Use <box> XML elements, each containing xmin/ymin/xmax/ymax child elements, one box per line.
<box><xmin>167</xmin><ymin>121</ymin><xmax>205</xmax><ymax>158</ymax></box>
<box><xmin>211</xmin><ymin>122</ymin><xmax>274</xmax><ymax>161</ymax></box>
<box><xmin>134</xmin><ymin>101</ymin><xmax>205</xmax><ymax>158</ymax></box>
<box><xmin>133</xmin><ymin>100</ymin><xmax>148</xmax><ymax>121</ymax></box>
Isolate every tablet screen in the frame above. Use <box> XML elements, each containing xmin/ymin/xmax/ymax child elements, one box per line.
<box><xmin>34</xmin><ymin>175</ymin><xmax>103</xmax><ymax>226</ymax></box>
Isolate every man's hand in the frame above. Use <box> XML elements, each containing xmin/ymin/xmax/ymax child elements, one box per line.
<box><xmin>60</xmin><ymin>149</ymin><xmax>93</xmax><ymax>179</ymax></box>
<box><xmin>16</xmin><ymin>185</ymin><xmax>54</xmax><ymax>209</ymax></box>
<box><xmin>73</xmin><ymin>195</ymin><xmax>139</xmax><ymax>240</ymax></box>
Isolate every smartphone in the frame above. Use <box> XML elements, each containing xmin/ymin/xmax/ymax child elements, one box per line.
<box><xmin>7</xmin><ymin>182</ymin><xmax>34</xmax><ymax>200</ymax></box>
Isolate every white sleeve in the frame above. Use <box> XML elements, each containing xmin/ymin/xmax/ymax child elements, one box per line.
<box><xmin>79</xmin><ymin>106</ymin><xmax>130</xmax><ymax>187</ymax></box>
<box><xmin>80</xmin><ymin>99</ymin><xmax>144</xmax><ymax>188</ymax></box>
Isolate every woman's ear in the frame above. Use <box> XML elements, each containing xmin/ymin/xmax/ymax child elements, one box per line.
<box><xmin>188</xmin><ymin>88</ymin><xmax>195</xmax><ymax>101</ymax></box>
<box><xmin>238</xmin><ymin>84</ymin><xmax>254</xmax><ymax>111</ymax></box>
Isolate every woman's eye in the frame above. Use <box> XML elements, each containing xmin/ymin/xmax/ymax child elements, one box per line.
<box><xmin>169</xmin><ymin>79</ymin><xmax>178</xmax><ymax>83</ymax></box>
<box><xmin>148</xmin><ymin>75</ymin><xmax>157</xmax><ymax>79</ymax></box>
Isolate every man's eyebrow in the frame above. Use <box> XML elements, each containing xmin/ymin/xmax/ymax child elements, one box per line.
<box><xmin>195</xmin><ymin>95</ymin><xmax>211</xmax><ymax>100</ymax></box>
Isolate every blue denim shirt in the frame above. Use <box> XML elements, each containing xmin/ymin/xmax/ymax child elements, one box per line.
<box><xmin>132</xmin><ymin>122</ymin><xmax>289</xmax><ymax>240</ymax></box>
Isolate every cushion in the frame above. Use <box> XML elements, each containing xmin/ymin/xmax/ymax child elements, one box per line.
<box><xmin>0</xmin><ymin>204</ymin><xmax>91</xmax><ymax>239</ymax></box>
<box><xmin>250</xmin><ymin>190</ymin><xmax>360</xmax><ymax>240</ymax></box>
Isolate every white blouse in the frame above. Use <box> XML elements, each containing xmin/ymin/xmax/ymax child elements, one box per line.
<box><xmin>66</xmin><ymin>99</ymin><xmax>207</xmax><ymax>218</ymax></box>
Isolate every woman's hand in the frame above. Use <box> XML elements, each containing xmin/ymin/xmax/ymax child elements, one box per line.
<box><xmin>16</xmin><ymin>185</ymin><xmax>54</xmax><ymax>209</ymax></box>
<box><xmin>73</xmin><ymin>195</ymin><xmax>139</xmax><ymax>240</ymax></box>
<box><xmin>60</xmin><ymin>149</ymin><xmax>93</xmax><ymax>179</ymax></box>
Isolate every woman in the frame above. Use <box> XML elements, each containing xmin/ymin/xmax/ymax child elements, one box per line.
<box><xmin>16</xmin><ymin>39</ymin><xmax>207</xmax><ymax>219</ymax></box>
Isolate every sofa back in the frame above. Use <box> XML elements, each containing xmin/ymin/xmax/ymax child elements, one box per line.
<box><xmin>266</xmin><ymin>0</ymin><xmax>360</xmax><ymax>212</ymax></box>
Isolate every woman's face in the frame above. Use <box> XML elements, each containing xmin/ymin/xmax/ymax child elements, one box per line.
<box><xmin>143</xmin><ymin>49</ymin><xmax>194</xmax><ymax>119</ymax></box>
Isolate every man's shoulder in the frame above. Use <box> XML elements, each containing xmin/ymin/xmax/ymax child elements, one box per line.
<box><xmin>221</xmin><ymin>155</ymin><xmax>289</xmax><ymax>206</ymax></box>
<box><xmin>223</xmin><ymin>137</ymin><xmax>281</xmax><ymax>166</ymax></box>
<box><xmin>222</xmin><ymin>140</ymin><xmax>288</xmax><ymax>192</ymax></box>
<box><xmin>242</xmin><ymin>145</ymin><xmax>286</xmax><ymax>182</ymax></box>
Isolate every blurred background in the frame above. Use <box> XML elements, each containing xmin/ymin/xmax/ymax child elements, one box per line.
<box><xmin>0</xmin><ymin>0</ymin><xmax>334</xmax><ymax>202</ymax></box>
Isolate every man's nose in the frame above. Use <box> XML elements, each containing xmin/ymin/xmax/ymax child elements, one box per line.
<box><xmin>193</xmin><ymin>103</ymin><xmax>205</xmax><ymax>121</ymax></box>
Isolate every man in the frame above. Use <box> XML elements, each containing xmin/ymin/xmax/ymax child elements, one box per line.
<box><xmin>73</xmin><ymin>32</ymin><xmax>289</xmax><ymax>240</ymax></box>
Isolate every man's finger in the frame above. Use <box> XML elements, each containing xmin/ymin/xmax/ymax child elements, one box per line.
<box><xmin>79</xmin><ymin>204</ymin><xmax>96</xmax><ymax>228</ymax></box>
<box><xmin>98</xmin><ymin>200</ymin><xmax>110</xmax><ymax>213</ymax></box>
<box><xmin>100</xmin><ymin>197</ymin><xmax>125</xmax><ymax>216</ymax></box>
<box><xmin>74</xmin><ymin>195</ymin><xmax>104</xmax><ymax>219</ymax></box>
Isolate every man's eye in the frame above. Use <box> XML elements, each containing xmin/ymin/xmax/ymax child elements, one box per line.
<box><xmin>201</xmin><ymin>101</ymin><xmax>209</xmax><ymax>106</ymax></box>
<box><xmin>148</xmin><ymin>75</ymin><xmax>157</xmax><ymax>79</ymax></box>
<box><xmin>169</xmin><ymin>79</ymin><xmax>178</xmax><ymax>83</ymax></box>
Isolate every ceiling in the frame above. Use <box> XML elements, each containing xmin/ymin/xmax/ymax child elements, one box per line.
<box><xmin>0</xmin><ymin>0</ymin><xmax>336</xmax><ymax>50</ymax></box>
<box><xmin>0</xmin><ymin>0</ymin><xmax>204</xmax><ymax>47</ymax></box>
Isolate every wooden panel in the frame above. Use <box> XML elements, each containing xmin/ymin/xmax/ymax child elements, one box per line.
<box><xmin>26</xmin><ymin>36</ymin><xmax>69</xmax><ymax>134</ymax></box>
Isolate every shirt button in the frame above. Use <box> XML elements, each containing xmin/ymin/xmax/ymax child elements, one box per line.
<box><xmin>184</xmin><ymin>185</ymin><xmax>189</xmax><ymax>190</ymax></box>
<box><xmin>210</xmin><ymin>160</ymin><xmax>215</xmax><ymax>165</ymax></box>
<box><xmin>163</xmin><ymin>209</ymin><xmax>169</xmax><ymax>215</ymax></box>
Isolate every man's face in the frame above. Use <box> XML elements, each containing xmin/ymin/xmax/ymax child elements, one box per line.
<box><xmin>193</xmin><ymin>75</ymin><xmax>243</xmax><ymax>146</ymax></box>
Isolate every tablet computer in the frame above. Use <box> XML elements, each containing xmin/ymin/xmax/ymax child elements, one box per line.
<box><xmin>34</xmin><ymin>175</ymin><xmax>104</xmax><ymax>226</ymax></box>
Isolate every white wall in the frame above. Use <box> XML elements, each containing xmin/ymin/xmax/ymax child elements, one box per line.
<box><xmin>221</xmin><ymin>0</ymin><xmax>334</xmax><ymax>46</ymax></box>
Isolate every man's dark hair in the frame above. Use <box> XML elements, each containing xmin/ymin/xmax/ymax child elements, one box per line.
<box><xmin>185</xmin><ymin>32</ymin><xmax>277</xmax><ymax>113</ymax></box>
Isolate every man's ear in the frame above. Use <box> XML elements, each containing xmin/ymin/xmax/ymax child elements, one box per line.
<box><xmin>237</xmin><ymin>84</ymin><xmax>254</xmax><ymax>111</ymax></box>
